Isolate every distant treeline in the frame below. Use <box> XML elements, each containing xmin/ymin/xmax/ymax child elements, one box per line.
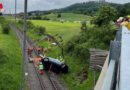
<box><xmin>28</xmin><ymin>1</ymin><xmax>130</xmax><ymax>17</ymax></box>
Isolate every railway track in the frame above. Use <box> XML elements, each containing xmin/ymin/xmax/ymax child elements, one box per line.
<box><xmin>10</xmin><ymin>24</ymin><xmax>64</xmax><ymax>90</ymax></box>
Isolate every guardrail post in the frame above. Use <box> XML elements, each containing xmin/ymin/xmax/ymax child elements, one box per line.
<box><xmin>109</xmin><ymin>41</ymin><xmax>120</xmax><ymax>63</ymax></box>
<box><xmin>116</xmin><ymin>28</ymin><xmax>122</xmax><ymax>41</ymax></box>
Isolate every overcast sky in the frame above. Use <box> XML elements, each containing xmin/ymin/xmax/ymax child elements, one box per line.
<box><xmin>1</xmin><ymin>0</ymin><xmax>130</xmax><ymax>13</ymax></box>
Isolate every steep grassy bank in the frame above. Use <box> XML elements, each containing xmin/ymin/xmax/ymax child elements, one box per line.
<box><xmin>31</xmin><ymin>20</ymin><xmax>100</xmax><ymax>90</ymax></box>
<box><xmin>0</xmin><ymin>19</ymin><xmax>22</xmax><ymax>89</ymax></box>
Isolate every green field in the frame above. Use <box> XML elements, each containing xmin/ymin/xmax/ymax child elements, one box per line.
<box><xmin>30</xmin><ymin>20</ymin><xmax>81</xmax><ymax>42</ymax></box>
<box><xmin>0</xmin><ymin>24</ymin><xmax>22</xmax><ymax>89</ymax></box>
<box><xmin>42</xmin><ymin>13</ymin><xmax>92</xmax><ymax>22</ymax></box>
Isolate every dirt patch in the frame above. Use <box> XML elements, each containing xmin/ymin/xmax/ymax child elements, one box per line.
<box><xmin>76</xmin><ymin>71</ymin><xmax>88</xmax><ymax>84</ymax></box>
<box><xmin>80</xmin><ymin>71</ymin><xmax>88</xmax><ymax>84</ymax></box>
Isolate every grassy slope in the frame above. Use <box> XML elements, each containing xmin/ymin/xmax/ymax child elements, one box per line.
<box><xmin>29</xmin><ymin>20</ymin><xmax>99</xmax><ymax>90</ymax></box>
<box><xmin>43</xmin><ymin>13</ymin><xmax>92</xmax><ymax>22</ymax></box>
<box><xmin>0</xmin><ymin>25</ymin><xmax>22</xmax><ymax>89</ymax></box>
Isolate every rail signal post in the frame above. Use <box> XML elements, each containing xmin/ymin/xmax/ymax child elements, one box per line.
<box><xmin>21</xmin><ymin>0</ymin><xmax>28</xmax><ymax>90</ymax></box>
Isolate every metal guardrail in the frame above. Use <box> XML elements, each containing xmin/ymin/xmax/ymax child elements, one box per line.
<box><xmin>102</xmin><ymin>60</ymin><xmax>116</xmax><ymax>90</ymax></box>
<box><xmin>101</xmin><ymin>27</ymin><xmax>122</xmax><ymax>90</ymax></box>
<box><xmin>101</xmin><ymin>26</ymin><xmax>130</xmax><ymax>90</ymax></box>
<box><xmin>119</xmin><ymin>26</ymin><xmax>130</xmax><ymax>90</ymax></box>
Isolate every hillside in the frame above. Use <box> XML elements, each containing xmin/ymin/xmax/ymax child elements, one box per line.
<box><xmin>42</xmin><ymin>13</ymin><xmax>92</xmax><ymax>22</ymax></box>
<box><xmin>29</xmin><ymin>1</ymin><xmax>130</xmax><ymax>16</ymax></box>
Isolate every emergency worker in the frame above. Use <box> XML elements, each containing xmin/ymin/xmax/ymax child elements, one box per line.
<box><xmin>44</xmin><ymin>48</ymin><xmax>48</xmax><ymax>53</ymax></box>
<box><xmin>39</xmin><ymin>62</ymin><xmax>43</xmax><ymax>74</ymax></box>
<box><xmin>37</xmin><ymin>46</ymin><xmax>42</xmax><ymax>54</ymax></box>
<box><xmin>121</xmin><ymin>16</ymin><xmax>130</xmax><ymax>30</ymax></box>
<box><xmin>28</xmin><ymin>46</ymin><xmax>33</xmax><ymax>56</ymax></box>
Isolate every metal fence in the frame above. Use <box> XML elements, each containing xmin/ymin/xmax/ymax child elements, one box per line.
<box><xmin>101</xmin><ymin>27</ymin><xmax>122</xmax><ymax>90</ymax></box>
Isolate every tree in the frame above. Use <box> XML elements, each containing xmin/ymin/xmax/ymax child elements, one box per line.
<box><xmin>57</xmin><ymin>13</ymin><xmax>61</xmax><ymax>18</ymax></box>
<box><xmin>2</xmin><ymin>23</ymin><xmax>10</xmax><ymax>34</ymax></box>
<box><xmin>93</xmin><ymin>6</ymin><xmax>117</xmax><ymax>26</ymax></box>
<box><xmin>81</xmin><ymin>22</ymin><xmax>87</xmax><ymax>33</ymax></box>
<box><xmin>118</xmin><ymin>8</ymin><xmax>130</xmax><ymax>17</ymax></box>
<box><xmin>38</xmin><ymin>26</ymin><xmax>46</xmax><ymax>36</ymax></box>
<box><xmin>42</xmin><ymin>16</ymin><xmax>50</xmax><ymax>20</ymax></box>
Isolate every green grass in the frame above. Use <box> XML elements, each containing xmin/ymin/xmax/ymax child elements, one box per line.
<box><xmin>29</xmin><ymin>20</ymin><xmax>82</xmax><ymax>59</ymax></box>
<box><xmin>60</xmin><ymin>55</ymin><xmax>100</xmax><ymax>90</ymax></box>
<box><xmin>0</xmin><ymin>25</ymin><xmax>22</xmax><ymax>89</ymax></box>
<box><xmin>43</xmin><ymin>13</ymin><xmax>92</xmax><ymax>22</ymax></box>
<box><xmin>30</xmin><ymin>20</ymin><xmax>81</xmax><ymax>42</ymax></box>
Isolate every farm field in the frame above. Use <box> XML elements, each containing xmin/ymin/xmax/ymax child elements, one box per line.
<box><xmin>0</xmin><ymin>25</ymin><xmax>22</xmax><ymax>89</ymax></box>
<box><xmin>42</xmin><ymin>13</ymin><xmax>92</xmax><ymax>22</ymax></box>
<box><xmin>31</xmin><ymin>20</ymin><xmax>81</xmax><ymax>42</ymax></box>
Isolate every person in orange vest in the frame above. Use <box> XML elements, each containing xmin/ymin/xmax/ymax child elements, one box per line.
<box><xmin>28</xmin><ymin>46</ymin><xmax>34</xmax><ymax>57</ymax></box>
<box><xmin>37</xmin><ymin>46</ymin><xmax>42</xmax><ymax>54</ymax></box>
<box><xmin>41</xmin><ymin>46</ymin><xmax>44</xmax><ymax>52</ymax></box>
<box><xmin>29</xmin><ymin>46</ymin><xmax>34</xmax><ymax>52</ymax></box>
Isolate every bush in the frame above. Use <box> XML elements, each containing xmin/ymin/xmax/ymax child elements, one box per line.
<box><xmin>18</xmin><ymin>20</ymin><xmax>35</xmax><ymax>30</ymax></box>
<box><xmin>64</xmin><ymin>25</ymin><xmax>116</xmax><ymax>62</ymax></box>
<box><xmin>81</xmin><ymin>22</ymin><xmax>87</xmax><ymax>33</ymax></box>
<box><xmin>42</xmin><ymin>16</ymin><xmax>50</xmax><ymax>20</ymax></box>
<box><xmin>37</xmin><ymin>26</ymin><xmax>46</xmax><ymax>36</ymax></box>
<box><xmin>64</xmin><ymin>41</ymin><xmax>75</xmax><ymax>53</ymax></box>
<box><xmin>18</xmin><ymin>20</ymin><xmax>24</xmax><ymax>25</ymax></box>
<box><xmin>31</xmin><ymin>16</ymin><xmax>42</xmax><ymax>20</ymax></box>
<box><xmin>74</xmin><ymin>43</ymin><xmax>90</xmax><ymax>62</ymax></box>
<box><xmin>57</xmin><ymin>13</ymin><xmax>61</xmax><ymax>18</ymax></box>
<box><xmin>27</xmin><ymin>21</ymin><xmax>35</xmax><ymax>29</ymax></box>
<box><xmin>0</xmin><ymin>16</ymin><xmax>5</xmax><ymax>25</ymax></box>
<box><xmin>92</xmin><ymin>6</ymin><xmax>117</xmax><ymax>26</ymax></box>
<box><xmin>35</xmin><ymin>16</ymin><xmax>42</xmax><ymax>20</ymax></box>
<box><xmin>2</xmin><ymin>23</ymin><xmax>10</xmax><ymax>34</ymax></box>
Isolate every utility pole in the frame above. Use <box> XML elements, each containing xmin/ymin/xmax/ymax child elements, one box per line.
<box><xmin>15</xmin><ymin>0</ymin><xmax>17</xmax><ymax>23</ymax></box>
<box><xmin>21</xmin><ymin>0</ymin><xmax>27</xmax><ymax>90</ymax></box>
